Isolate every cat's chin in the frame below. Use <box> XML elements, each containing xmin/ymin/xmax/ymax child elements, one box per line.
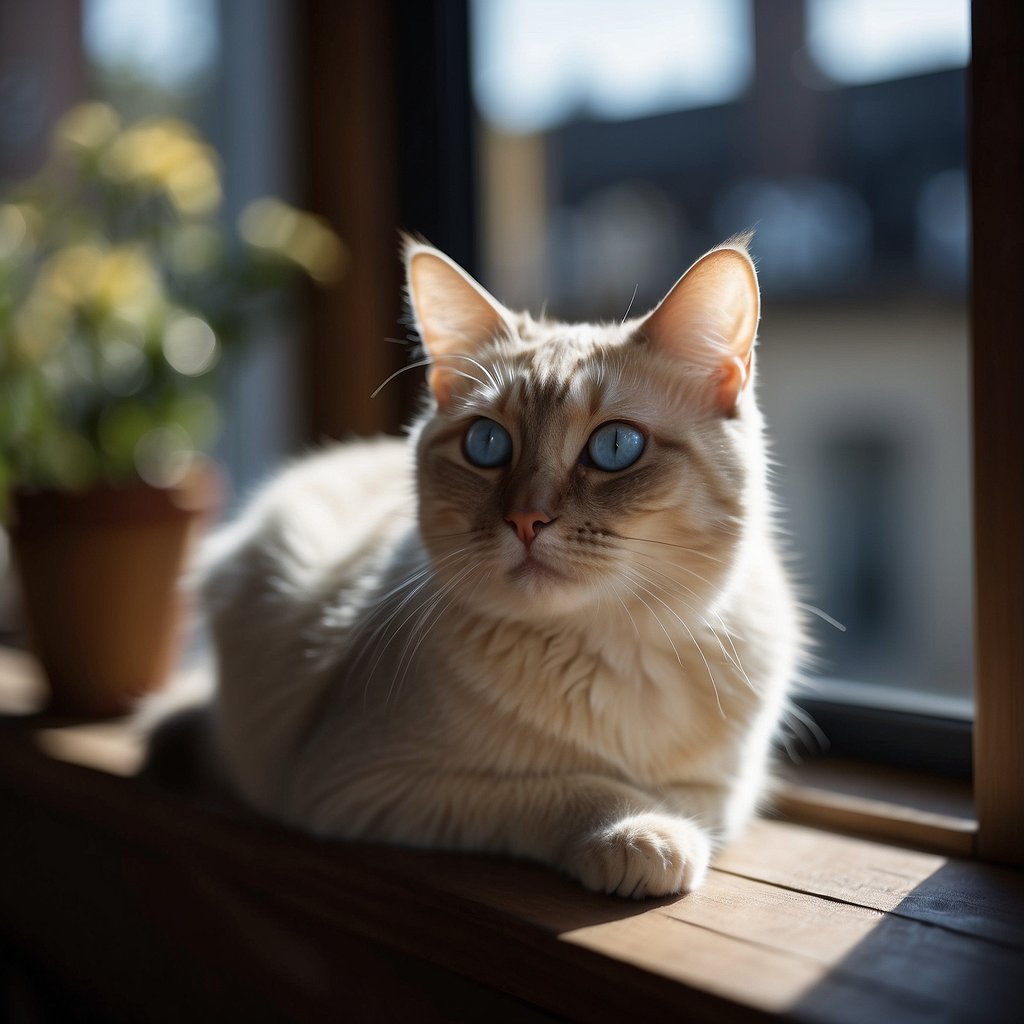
<box><xmin>486</xmin><ymin>554</ymin><xmax>601</xmax><ymax>617</ymax></box>
<box><xmin>508</xmin><ymin>552</ymin><xmax>569</xmax><ymax>585</ymax></box>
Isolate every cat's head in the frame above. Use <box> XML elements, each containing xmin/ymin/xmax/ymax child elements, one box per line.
<box><xmin>406</xmin><ymin>237</ymin><xmax>766</xmax><ymax>620</ymax></box>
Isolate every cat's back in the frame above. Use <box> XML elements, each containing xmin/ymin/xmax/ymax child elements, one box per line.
<box><xmin>197</xmin><ymin>437</ymin><xmax>416</xmax><ymax>809</ymax></box>
<box><xmin>200</xmin><ymin>436</ymin><xmax>414</xmax><ymax>618</ymax></box>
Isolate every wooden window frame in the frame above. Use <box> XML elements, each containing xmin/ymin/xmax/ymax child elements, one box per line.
<box><xmin>969</xmin><ymin>0</ymin><xmax>1024</xmax><ymax>866</ymax></box>
<box><xmin>300</xmin><ymin>0</ymin><xmax>477</xmax><ymax>442</ymax></box>
<box><xmin>296</xmin><ymin>0</ymin><xmax>1023</xmax><ymax>866</ymax></box>
<box><xmin>769</xmin><ymin>0</ymin><xmax>1024</xmax><ymax>866</ymax></box>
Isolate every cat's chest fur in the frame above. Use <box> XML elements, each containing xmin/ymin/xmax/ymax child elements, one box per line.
<box><xmin>420</xmin><ymin>587</ymin><xmax>776</xmax><ymax>786</ymax></box>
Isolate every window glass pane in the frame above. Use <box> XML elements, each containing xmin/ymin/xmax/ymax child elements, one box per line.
<box><xmin>82</xmin><ymin>0</ymin><xmax>303</xmax><ymax>500</ymax></box>
<box><xmin>84</xmin><ymin>0</ymin><xmax>218</xmax><ymax>117</ymax></box>
<box><xmin>471</xmin><ymin>0</ymin><xmax>972</xmax><ymax>704</ymax></box>
<box><xmin>472</xmin><ymin>0</ymin><xmax>752</xmax><ymax>132</ymax></box>
<box><xmin>807</xmin><ymin>0</ymin><xmax>970</xmax><ymax>85</ymax></box>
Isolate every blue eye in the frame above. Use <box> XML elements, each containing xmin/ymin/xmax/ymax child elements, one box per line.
<box><xmin>586</xmin><ymin>422</ymin><xmax>645</xmax><ymax>471</ymax></box>
<box><xmin>464</xmin><ymin>418</ymin><xmax>513</xmax><ymax>468</ymax></box>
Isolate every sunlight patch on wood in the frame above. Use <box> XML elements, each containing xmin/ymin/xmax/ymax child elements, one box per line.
<box><xmin>35</xmin><ymin>723</ymin><xmax>145</xmax><ymax>776</ymax></box>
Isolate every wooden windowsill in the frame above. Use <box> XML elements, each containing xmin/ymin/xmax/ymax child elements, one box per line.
<box><xmin>774</xmin><ymin>759</ymin><xmax>977</xmax><ymax>858</ymax></box>
<box><xmin>1</xmin><ymin>647</ymin><xmax>1022</xmax><ymax>1022</ymax></box>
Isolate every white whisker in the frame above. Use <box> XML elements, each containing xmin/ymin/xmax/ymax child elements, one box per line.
<box><xmin>620</xmin><ymin>574</ymin><xmax>681</xmax><ymax>666</ymax></box>
<box><xmin>615</xmin><ymin>534</ymin><xmax>728</xmax><ymax>566</ymax></box>
<box><xmin>599</xmin><ymin>578</ymin><xmax>642</xmax><ymax>640</ymax></box>
<box><xmin>627</xmin><ymin>548</ymin><xmax>718</xmax><ymax>591</ymax></box>
<box><xmin>632</xmin><ymin>559</ymin><xmax>752</xmax><ymax>690</ymax></box>
<box><xmin>451</xmin><ymin>353</ymin><xmax>500</xmax><ymax>391</ymax></box>
<box><xmin>387</xmin><ymin>561</ymin><xmax>478</xmax><ymax>706</ymax></box>
<box><xmin>785</xmin><ymin>701</ymin><xmax>830</xmax><ymax>754</ymax></box>
<box><xmin>356</xmin><ymin>550</ymin><xmax>474</xmax><ymax>702</ymax></box>
<box><xmin>625</xmin><ymin>554</ymin><xmax>706</xmax><ymax>602</ymax></box>
<box><xmin>370</xmin><ymin>356</ymin><xmax>434</xmax><ymax>398</ymax></box>
<box><xmin>627</xmin><ymin>568</ymin><xmax>726</xmax><ymax>718</ymax></box>
<box><xmin>371</xmin><ymin>353</ymin><xmax>490</xmax><ymax>399</ymax></box>
<box><xmin>620</xmin><ymin>282</ymin><xmax>639</xmax><ymax>324</ymax></box>
<box><xmin>798</xmin><ymin>602</ymin><xmax>847</xmax><ymax>632</ymax></box>
<box><xmin>710</xmin><ymin>610</ymin><xmax>753</xmax><ymax>688</ymax></box>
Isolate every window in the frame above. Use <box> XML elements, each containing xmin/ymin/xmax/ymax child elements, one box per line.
<box><xmin>472</xmin><ymin>0</ymin><xmax>752</xmax><ymax>132</ymax></box>
<box><xmin>84</xmin><ymin>0</ymin><xmax>304</xmax><ymax>502</ymax></box>
<box><xmin>84</xmin><ymin>0</ymin><xmax>219</xmax><ymax>113</ymax></box>
<box><xmin>807</xmin><ymin>0</ymin><xmax>970</xmax><ymax>85</ymax></box>
<box><xmin>469</xmin><ymin>0</ymin><xmax>974</xmax><ymax>776</ymax></box>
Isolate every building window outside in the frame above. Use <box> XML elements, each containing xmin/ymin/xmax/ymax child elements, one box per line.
<box><xmin>471</xmin><ymin>0</ymin><xmax>972</xmax><ymax>706</ymax></box>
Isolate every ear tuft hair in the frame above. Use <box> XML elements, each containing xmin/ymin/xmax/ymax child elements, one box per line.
<box><xmin>403</xmin><ymin>241</ymin><xmax>513</xmax><ymax>406</ymax></box>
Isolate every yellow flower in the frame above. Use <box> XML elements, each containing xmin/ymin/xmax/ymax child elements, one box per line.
<box><xmin>40</xmin><ymin>243</ymin><xmax>104</xmax><ymax>304</ymax></box>
<box><xmin>20</xmin><ymin>243</ymin><xmax>164</xmax><ymax>340</ymax></box>
<box><xmin>10</xmin><ymin>243</ymin><xmax>163</xmax><ymax>362</ymax></box>
<box><xmin>53</xmin><ymin>102</ymin><xmax>121</xmax><ymax>154</ymax></box>
<box><xmin>88</xmin><ymin>247</ymin><xmax>165</xmax><ymax>326</ymax></box>
<box><xmin>0</xmin><ymin>204</ymin><xmax>32</xmax><ymax>262</ymax></box>
<box><xmin>102</xmin><ymin>119</ymin><xmax>222</xmax><ymax>216</ymax></box>
<box><xmin>12</xmin><ymin>244</ymin><xmax>96</xmax><ymax>359</ymax></box>
<box><xmin>239</xmin><ymin>198</ymin><xmax>347</xmax><ymax>282</ymax></box>
<box><xmin>12</xmin><ymin>286</ymin><xmax>72</xmax><ymax>363</ymax></box>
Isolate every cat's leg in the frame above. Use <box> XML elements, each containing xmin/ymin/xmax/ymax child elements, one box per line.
<box><xmin>658</xmin><ymin>780</ymin><xmax>760</xmax><ymax>845</ymax></box>
<box><xmin>293</xmin><ymin>767</ymin><xmax>711</xmax><ymax>898</ymax></box>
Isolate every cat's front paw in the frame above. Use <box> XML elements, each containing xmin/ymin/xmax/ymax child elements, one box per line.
<box><xmin>567</xmin><ymin>813</ymin><xmax>711</xmax><ymax>899</ymax></box>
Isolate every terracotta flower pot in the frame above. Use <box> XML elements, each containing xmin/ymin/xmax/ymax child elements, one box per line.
<box><xmin>7</xmin><ymin>465</ymin><xmax>219</xmax><ymax>717</ymax></box>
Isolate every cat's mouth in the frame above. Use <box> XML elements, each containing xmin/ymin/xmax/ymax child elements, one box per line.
<box><xmin>508</xmin><ymin>551</ymin><xmax>569</xmax><ymax>585</ymax></box>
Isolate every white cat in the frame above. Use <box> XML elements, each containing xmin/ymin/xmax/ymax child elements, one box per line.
<box><xmin>198</xmin><ymin>236</ymin><xmax>801</xmax><ymax>898</ymax></box>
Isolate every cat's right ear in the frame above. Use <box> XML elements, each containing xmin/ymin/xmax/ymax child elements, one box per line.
<box><xmin>404</xmin><ymin>238</ymin><xmax>513</xmax><ymax>407</ymax></box>
<box><xmin>638</xmin><ymin>236</ymin><xmax>760</xmax><ymax>413</ymax></box>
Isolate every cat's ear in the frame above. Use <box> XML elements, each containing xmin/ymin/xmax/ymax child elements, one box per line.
<box><xmin>404</xmin><ymin>237</ymin><xmax>514</xmax><ymax>406</ymax></box>
<box><xmin>637</xmin><ymin>236</ymin><xmax>760</xmax><ymax>413</ymax></box>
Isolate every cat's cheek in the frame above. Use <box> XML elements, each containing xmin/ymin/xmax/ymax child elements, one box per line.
<box><xmin>566</xmin><ymin>812</ymin><xmax>711</xmax><ymax>899</ymax></box>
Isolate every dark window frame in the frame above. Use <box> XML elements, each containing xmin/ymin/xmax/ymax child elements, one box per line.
<box><xmin>298</xmin><ymin>0</ymin><xmax>1023</xmax><ymax>864</ymax></box>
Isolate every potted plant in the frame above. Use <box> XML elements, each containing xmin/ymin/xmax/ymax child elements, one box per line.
<box><xmin>0</xmin><ymin>102</ymin><xmax>344</xmax><ymax>716</ymax></box>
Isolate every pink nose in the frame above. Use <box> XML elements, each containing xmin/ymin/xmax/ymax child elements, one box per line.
<box><xmin>505</xmin><ymin>510</ymin><xmax>552</xmax><ymax>547</ymax></box>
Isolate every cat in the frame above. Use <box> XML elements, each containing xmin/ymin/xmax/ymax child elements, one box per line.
<box><xmin>196</xmin><ymin>234</ymin><xmax>801</xmax><ymax>899</ymax></box>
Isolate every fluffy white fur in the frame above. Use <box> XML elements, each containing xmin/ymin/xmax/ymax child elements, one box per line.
<box><xmin>197</xmin><ymin>238</ymin><xmax>800</xmax><ymax>898</ymax></box>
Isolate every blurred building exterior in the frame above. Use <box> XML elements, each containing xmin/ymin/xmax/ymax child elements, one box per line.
<box><xmin>473</xmin><ymin>0</ymin><xmax>971</xmax><ymax>701</ymax></box>
<box><xmin>0</xmin><ymin>3</ymin><xmax>85</xmax><ymax>179</ymax></box>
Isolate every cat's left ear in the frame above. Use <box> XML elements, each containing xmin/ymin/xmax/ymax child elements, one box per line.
<box><xmin>404</xmin><ymin>238</ymin><xmax>514</xmax><ymax>407</ymax></box>
<box><xmin>637</xmin><ymin>237</ymin><xmax>760</xmax><ymax>413</ymax></box>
